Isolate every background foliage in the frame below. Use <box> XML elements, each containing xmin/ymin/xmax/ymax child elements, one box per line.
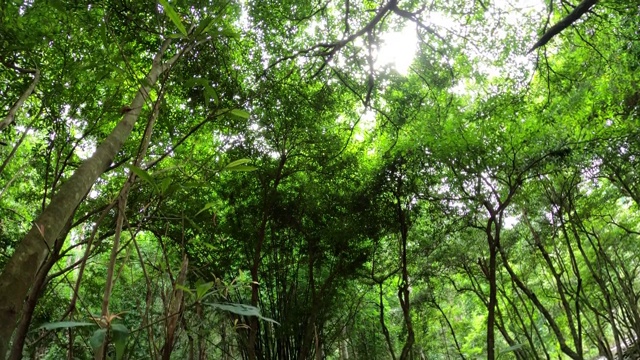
<box><xmin>1</xmin><ymin>0</ymin><xmax>639</xmax><ymax>359</ymax></box>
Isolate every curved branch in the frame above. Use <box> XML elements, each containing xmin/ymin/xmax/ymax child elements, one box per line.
<box><xmin>529</xmin><ymin>0</ymin><xmax>598</xmax><ymax>53</ymax></box>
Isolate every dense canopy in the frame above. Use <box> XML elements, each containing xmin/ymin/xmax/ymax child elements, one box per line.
<box><xmin>1</xmin><ymin>0</ymin><xmax>639</xmax><ymax>359</ymax></box>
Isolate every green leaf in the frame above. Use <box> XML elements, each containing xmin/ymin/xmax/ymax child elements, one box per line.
<box><xmin>185</xmin><ymin>78</ymin><xmax>219</xmax><ymax>107</ymax></box>
<box><xmin>158</xmin><ymin>0</ymin><xmax>188</xmax><ymax>37</ymax></box>
<box><xmin>160</xmin><ymin>178</ymin><xmax>172</xmax><ymax>194</ymax></box>
<box><xmin>217</xmin><ymin>28</ymin><xmax>240</xmax><ymax>39</ymax></box>
<box><xmin>229</xmin><ymin>109</ymin><xmax>250</xmax><ymax>120</ymax></box>
<box><xmin>185</xmin><ymin>216</ymin><xmax>204</xmax><ymax>233</ymax></box>
<box><xmin>225</xmin><ymin>158</ymin><xmax>251</xmax><ymax>168</ymax></box>
<box><xmin>111</xmin><ymin>324</ymin><xmax>129</xmax><ymax>360</ymax></box>
<box><xmin>225</xmin><ymin>165</ymin><xmax>258</xmax><ymax>172</ymax></box>
<box><xmin>111</xmin><ymin>323</ymin><xmax>128</xmax><ymax>334</ymax></box>
<box><xmin>194</xmin><ymin>17</ymin><xmax>215</xmax><ymax>37</ymax></box>
<box><xmin>203</xmin><ymin>86</ymin><xmax>219</xmax><ymax>106</ymax></box>
<box><xmin>36</xmin><ymin>321</ymin><xmax>96</xmax><ymax>331</ymax></box>
<box><xmin>195</xmin><ymin>281</ymin><xmax>214</xmax><ymax>300</ymax></box>
<box><xmin>128</xmin><ymin>165</ymin><xmax>155</xmax><ymax>188</ymax></box>
<box><xmin>90</xmin><ymin>328</ymin><xmax>107</xmax><ymax>350</ymax></box>
<box><xmin>500</xmin><ymin>343</ymin><xmax>523</xmax><ymax>354</ymax></box>
<box><xmin>224</xmin><ymin>159</ymin><xmax>257</xmax><ymax>172</ymax></box>
<box><xmin>195</xmin><ymin>202</ymin><xmax>216</xmax><ymax>216</ymax></box>
<box><xmin>206</xmin><ymin>303</ymin><xmax>280</xmax><ymax>325</ymax></box>
<box><xmin>175</xmin><ymin>284</ymin><xmax>195</xmax><ymax>297</ymax></box>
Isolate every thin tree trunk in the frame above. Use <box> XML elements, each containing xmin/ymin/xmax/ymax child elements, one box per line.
<box><xmin>0</xmin><ymin>67</ymin><xmax>40</xmax><ymax>132</ymax></box>
<box><xmin>486</xmin><ymin>240</ymin><xmax>497</xmax><ymax>360</ymax></box>
<box><xmin>94</xmin><ymin>196</ymin><xmax>127</xmax><ymax>360</ymax></box>
<box><xmin>339</xmin><ymin>326</ymin><xmax>349</xmax><ymax>360</ymax></box>
<box><xmin>161</xmin><ymin>254</ymin><xmax>188</xmax><ymax>360</ymax></box>
<box><xmin>0</xmin><ymin>38</ymin><xmax>180</xmax><ymax>357</ymax></box>
<box><xmin>248</xmin><ymin>154</ymin><xmax>287</xmax><ymax>360</ymax></box>
<box><xmin>497</xmin><ymin>243</ymin><xmax>581</xmax><ymax>359</ymax></box>
<box><xmin>379</xmin><ymin>282</ymin><xmax>397</xmax><ymax>360</ymax></box>
<box><xmin>95</xmin><ymin>69</ymin><xmax>166</xmax><ymax>360</ymax></box>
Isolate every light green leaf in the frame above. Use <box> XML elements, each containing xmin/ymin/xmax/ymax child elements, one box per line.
<box><xmin>500</xmin><ymin>344</ymin><xmax>523</xmax><ymax>353</ymax></box>
<box><xmin>195</xmin><ymin>281</ymin><xmax>214</xmax><ymax>300</ymax></box>
<box><xmin>36</xmin><ymin>321</ymin><xmax>96</xmax><ymax>331</ymax></box>
<box><xmin>158</xmin><ymin>0</ymin><xmax>188</xmax><ymax>36</ymax></box>
<box><xmin>128</xmin><ymin>165</ymin><xmax>155</xmax><ymax>187</ymax></box>
<box><xmin>225</xmin><ymin>165</ymin><xmax>258</xmax><ymax>172</ymax></box>
<box><xmin>225</xmin><ymin>158</ymin><xmax>251</xmax><ymax>168</ymax></box>
<box><xmin>175</xmin><ymin>284</ymin><xmax>195</xmax><ymax>297</ymax></box>
<box><xmin>229</xmin><ymin>109</ymin><xmax>250</xmax><ymax>120</ymax></box>
<box><xmin>206</xmin><ymin>303</ymin><xmax>280</xmax><ymax>324</ymax></box>
<box><xmin>195</xmin><ymin>202</ymin><xmax>216</xmax><ymax>216</ymax></box>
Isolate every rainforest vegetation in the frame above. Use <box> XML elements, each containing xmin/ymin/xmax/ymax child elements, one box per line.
<box><xmin>1</xmin><ymin>0</ymin><xmax>639</xmax><ymax>359</ymax></box>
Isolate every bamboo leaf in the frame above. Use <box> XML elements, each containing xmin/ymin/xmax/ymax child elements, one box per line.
<box><xmin>158</xmin><ymin>0</ymin><xmax>188</xmax><ymax>36</ymax></box>
<box><xmin>224</xmin><ymin>158</ymin><xmax>251</xmax><ymax>168</ymax></box>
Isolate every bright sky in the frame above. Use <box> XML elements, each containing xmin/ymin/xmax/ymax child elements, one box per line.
<box><xmin>375</xmin><ymin>0</ymin><xmax>543</xmax><ymax>78</ymax></box>
<box><xmin>376</xmin><ymin>25</ymin><xmax>418</xmax><ymax>74</ymax></box>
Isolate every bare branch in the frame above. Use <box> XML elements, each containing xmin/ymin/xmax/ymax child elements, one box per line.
<box><xmin>529</xmin><ymin>0</ymin><xmax>598</xmax><ymax>53</ymax></box>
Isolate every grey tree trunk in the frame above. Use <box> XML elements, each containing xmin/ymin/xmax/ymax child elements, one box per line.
<box><xmin>0</xmin><ymin>38</ymin><xmax>181</xmax><ymax>358</ymax></box>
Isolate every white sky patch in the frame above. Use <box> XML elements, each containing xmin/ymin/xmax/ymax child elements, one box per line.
<box><xmin>354</xmin><ymin>108</ymin><xmax>377</xmax><ymax>141</ymax></box>
<box><xmin>376</xmin><ymin>25</ymin><xmax>418</xmax><ymax>75</ymax></box>
<box><xmin>504</xmin><ymin>215</ymin><xmax>520</xmax><ymax>229</ymax></box>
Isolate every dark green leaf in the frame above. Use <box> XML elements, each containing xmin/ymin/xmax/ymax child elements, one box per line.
<box><xmin>89</xmin><ymin>328</ymin><xmax>107</xmax><ymax>350</ymax></box>
<box><xmin>36</xmin><ymin>321</ymin><xmax>96</xmax><ymax>331</ymax></box>
<box><xmin>111</xmin><ymin>323</ymin><xmax>129</xmax><ymax>360</ymax></box>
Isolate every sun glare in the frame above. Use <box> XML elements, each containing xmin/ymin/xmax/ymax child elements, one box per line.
<box><xmin>376</xmin><ymin>25</ymin><xmax>418</xmax><ymax>75</ymax></box>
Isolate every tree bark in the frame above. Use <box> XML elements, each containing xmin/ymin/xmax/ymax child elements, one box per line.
<box><xmin>7</xmin><ymin>219</ymin><xmax>70</xmax><ymax>360</ymax></box>
<box><xmin>0</xmin><ymin>67</ymin><xmax>40</xmax><ymax>132</ymax></box>
<box><xmin>0</xmin><ymin>38</ymin><xmax>180</xmax><ymax>358</ymax></box>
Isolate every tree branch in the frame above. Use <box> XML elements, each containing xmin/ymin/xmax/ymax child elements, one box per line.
<box><xmin>529</xmin><ymin>0</ymin><xmax>598</xmax><ymax>53</ymax></box>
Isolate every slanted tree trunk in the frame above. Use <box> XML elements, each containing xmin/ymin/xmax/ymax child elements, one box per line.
<box><xmin>339</xmin><ymin>327</ymin><xmax>349</xmax><ymax>360</ymax></box>
<box><xmin>0</xmin><ymin>65</ymin><xmax>40</xmax><ymax>132</ymax></box>
<box><xmin>0</xmin><ymin>38</ymin><xmax>184</xmax><ymax>357</ymax></box>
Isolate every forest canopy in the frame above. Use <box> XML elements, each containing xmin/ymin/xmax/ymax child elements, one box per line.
<box><xmin>0</xmin><ymin>0</ymin><xmax>639</xmax><ymax>359</ymax></box>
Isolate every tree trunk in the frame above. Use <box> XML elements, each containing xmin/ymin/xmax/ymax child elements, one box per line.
<box><xmin>0</xmin><ymin>38</ymin><xmax>180</xmax><ymax>358</ymax></box>
<box><xmin>0</xmin><ymin>67</ymin><xmax>40</xmax><ymax>132</ymax></box>
<box><xmin>486</xmin><ymin>240</ymin><xmax>497</xmax><ymax>360</ymax></box>
<box><xmin>8</xmin><ymin>220</ymin><xmax>69</xmax><ymax>360</ymax></box>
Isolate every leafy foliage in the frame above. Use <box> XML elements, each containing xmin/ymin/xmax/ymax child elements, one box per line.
<box><xmin>0</xmin><ymin>0</ymin><xmax>639</xmax><ymax>359</ymax></box>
